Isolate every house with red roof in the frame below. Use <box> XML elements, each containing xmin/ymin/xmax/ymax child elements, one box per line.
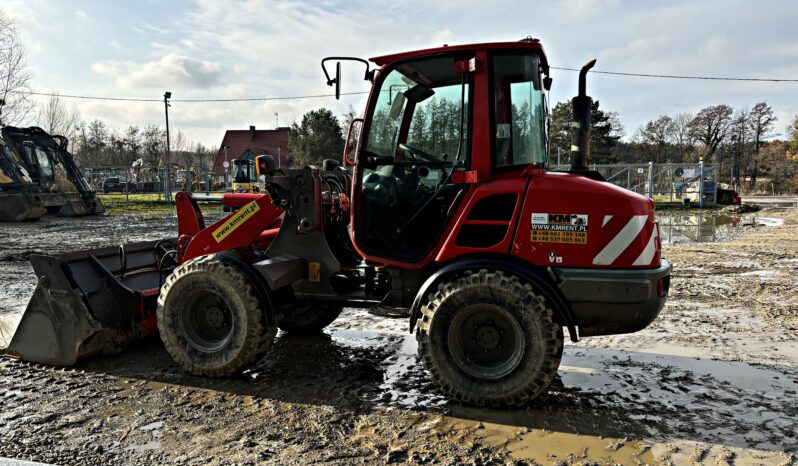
<box><xmin>212</xmin><ymin>126</ymin><xmax>290</xmax><ymax>179</ymax></box>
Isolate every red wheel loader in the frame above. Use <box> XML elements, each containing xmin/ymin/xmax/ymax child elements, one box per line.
<box><xmin>6</xmin><ymin>39</ymin><xmax>671</xmax><ymax>406</ymax></box>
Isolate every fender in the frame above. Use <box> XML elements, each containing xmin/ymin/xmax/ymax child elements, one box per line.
<box><xmin>216</xmin><ymin>252</ymin><xmax>276</xmax><ymax>326</ymax></box>
<box><xmin>408</xmin><ymin>258</ymin><xmax>578</xmax><ymax>342</ymax></box>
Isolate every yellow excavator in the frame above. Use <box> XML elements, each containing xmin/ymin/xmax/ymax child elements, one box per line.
<box><xmin>230</xmin><ymin>155</ymin><xmax>277</xmax><ymax>193</ymax></box>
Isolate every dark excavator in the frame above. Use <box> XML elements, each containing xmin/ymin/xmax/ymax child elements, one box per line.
<box><xmin>0</xmin><ymin>126</ymin><xmax>104</xmax><ymax>221</ymax></box>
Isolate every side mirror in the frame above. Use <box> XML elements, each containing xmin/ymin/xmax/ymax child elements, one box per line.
<box><xmin>321</xmin><ymin>57</ymin><xmax>374</xmax><ymax>100</ymax></box>
<box><xmin>334</xmin><ymin>62</ymin><xmax>341</xmax><ymax>100</ymax></box>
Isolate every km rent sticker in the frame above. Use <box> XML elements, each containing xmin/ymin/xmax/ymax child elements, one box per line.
<box><xmin>212</xmin><ymin>200</ymin><xmax>261</xmax><ymax>243</ymax></box>
<box><xmin>530</xmin><ymin>213</ymin><xmax>588</xmax><ymax>244</ymax></box>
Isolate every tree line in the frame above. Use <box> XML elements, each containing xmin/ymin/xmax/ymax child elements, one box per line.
<box><xmin>289</xmin><ymin>99</ymin><xmax>798</xmax><ymax>194</ymax></box>
<box><xmin>34</xmin><ymin>93</ymin><xmax>216</xmax><ymax>170</ymax></box>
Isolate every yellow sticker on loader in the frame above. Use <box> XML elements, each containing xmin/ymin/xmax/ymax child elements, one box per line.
<box><xmin>308</xmin><ymin>262</ymin><xmax>321</xmax><ymax>283</ymax></box>
<box><xmin>212</xmin><ymin>200</ymin><xmax>261</xmax><ymax>243</ymax></box>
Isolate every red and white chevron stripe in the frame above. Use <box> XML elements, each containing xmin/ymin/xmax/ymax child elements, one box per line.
<box><xmin>593</xmin><ymin>213</ymin><xmax>660</xmax><ymax>267</ymax></box>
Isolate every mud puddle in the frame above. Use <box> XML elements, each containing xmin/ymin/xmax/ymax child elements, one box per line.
<box><xmin>656</xmin><ymin>213</ymin><xmax>783</xmax><ymax>244</ymax></box>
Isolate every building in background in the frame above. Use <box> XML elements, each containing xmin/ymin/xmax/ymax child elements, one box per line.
<box><xmin>212</xmin><ymin>126</ymin><xmax>290</xmax><ymax>182</ymax></box>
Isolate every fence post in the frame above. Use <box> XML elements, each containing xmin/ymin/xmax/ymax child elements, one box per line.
<box><xmin>698</xmin><ymin>161</ymin><xmax>705</xmax><ymax>208</ymax></box>
<box><xmin>647</xmin><ymin>161</ymin><xmax>654</xmax><ymax>198</ymax></box>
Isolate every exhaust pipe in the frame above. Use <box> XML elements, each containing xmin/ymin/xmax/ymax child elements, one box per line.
<box><xmin>570</xmin><ymin>59</ymin><xmax>597</xmax><ymax>171</ymax></box>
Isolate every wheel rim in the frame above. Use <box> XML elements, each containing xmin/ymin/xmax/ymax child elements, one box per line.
<box><xmin>447</xmin><ymin>304</ymin><xmax>526</xmax><ymax>380</ymax></box>
<box><xmin>178</xmin><ymin>289</ymin><xmax>234</xmax><ymax>352</ymax></box>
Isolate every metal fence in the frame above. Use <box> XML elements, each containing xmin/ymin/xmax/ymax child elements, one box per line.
<box><xmin>82</xmin><ymin>166</ymin><xmax>223</xmax><ymax>200</ymax></box>
<box><xmin>83</xmin><ymin>162</ymin><xmax>719</xmax><ymax>206</ymax></box>
<box><xmin>552</xmin><ymin>162</ymin><xmax>719</xmax><ymax>206</ymax></box>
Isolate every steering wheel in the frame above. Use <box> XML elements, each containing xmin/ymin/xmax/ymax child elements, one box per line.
<box><xmin>362</xmin><ymin>172</ymin><xmax>398</xmax><ymax>207</ymax></box>
<box><xmin>399</xmin><ymin>143</ymin><xmax>440</xmax><ymax>161</ymax></box>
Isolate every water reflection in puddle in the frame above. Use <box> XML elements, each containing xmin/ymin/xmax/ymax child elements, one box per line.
<box><xmin>655</xmin><ymin>214</ymin><xmax>783</xmax><ymax>244</ymax></box>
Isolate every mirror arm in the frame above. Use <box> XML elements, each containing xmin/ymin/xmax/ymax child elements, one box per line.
<box><xmin>321</xmin><ymin>57</ymin><xmax>375</xmax><ymax>84</ymax></box>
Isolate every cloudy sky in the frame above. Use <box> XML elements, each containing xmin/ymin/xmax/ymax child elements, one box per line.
<box><xmin>4</xmin><ymin>0</ymin><xmax>798</xmax><ymax>148</ymax></box>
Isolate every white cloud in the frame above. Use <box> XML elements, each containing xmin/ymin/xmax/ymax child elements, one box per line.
<box><xmin>13</xmin><ymin>0</ymin><xmax>798</xmax><ymax>148</ymax></box>
<box><xmin>91</xmin><ymin>54</ymin><xmax>223</xmax><ymax>90</ymax></box>
<box><xmin>554</xmin><ymin>0</ymin><xmax>621</xmax><ymax>18</ymax></box>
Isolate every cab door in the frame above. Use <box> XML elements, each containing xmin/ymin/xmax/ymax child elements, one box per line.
<box><xmin>354</xmin><ymin>54</ymin><xmax>473</xmax><ymax>263</ymax></box>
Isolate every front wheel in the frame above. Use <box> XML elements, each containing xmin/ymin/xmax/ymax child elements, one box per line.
<box><xmin>416</xmin><ymin>269</ymin><xmax>563</xmax><ymax>406</ymax></box>
<box><xmin>157</xmin><ymin>255</ymin><xmax>276</xmax><ymax>377</ymax></box>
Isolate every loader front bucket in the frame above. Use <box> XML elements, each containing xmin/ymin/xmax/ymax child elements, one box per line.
<box><xmin>0</xmin><ymin>193</ymin><xmax>46</xmax><ymax>222</ymax></box>
<box><xmin>5</xmin><ymin>240</ymin><xmax>174</xmax><ymax>366</ymax></box>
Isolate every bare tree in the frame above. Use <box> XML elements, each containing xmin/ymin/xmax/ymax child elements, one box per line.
<box><xmin>0</xmin><ymin>11</ymin><xmax>33</xmax><ymax>126</ymax></box>
<box><xmin>688</xmin><ymin>104</ymin><xmax>733</xmax><ymax>163</ymax></box>
<box><xmin>728</xmin><ymin>108</ymin><xmax>751</xmax><ymax>186</ymax></box>
<box><xmin>170</xmin><ymin>129</ymin><xmax>189</xmax><ymax>167</ymax></box>
<box><xmin>748</xmin><ymin>102</ymin><xmax>777</xmax><ymax>186</ymax></box>
<box><xmin>670</xmin><ymin>112</ymin><xmax>695</xmax><ymax>162</ymax></box>
<box><xmin>636</xmin><ymin>115</ymin><xmax>674</xmax><ymax>163</ymax></box>
<box><xmin>37</xmin><ymin>92</ymin><xmax>81</xmax><ymax>143</ymax></box>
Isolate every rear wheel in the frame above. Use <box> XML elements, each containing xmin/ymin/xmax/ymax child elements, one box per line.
<box><xmin>416</xmin><ymin>269</ymin><xmax>563</xmax><ymax>406</ymax></box>
<box><xmin>157</xmin><ymin>255</ymin><xmax>276</xmax><ymax>377</ymax></box>
<box><xmin>277</xmin><ymin>303</ymin><xmax>343</xmax><ymax>334</ymax></box>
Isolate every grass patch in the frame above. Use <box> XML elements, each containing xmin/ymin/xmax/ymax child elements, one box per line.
<box><xmin>97</xmin><ymin>193</ymin><xmax>168</xmax><ymax>203</ymax></box>
<box><xmin>97</xmin><ymin>193</ymin><xmax>226</xmax><ymax>216</ymax></box>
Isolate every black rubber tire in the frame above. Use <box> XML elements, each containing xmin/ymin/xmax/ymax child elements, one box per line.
<box><xmin>156</xmin><ymin>255</ymin><xmax>276</xmax><ymax>377</ymax></box>
<box><xmin>416</xmin><ymin>269</ymin><xmax>564</xmax><ymax>407</ymax></box>
<box><xmin>276</xmin><ymin>303</ymin><xmax>343</xmax><ymax>334</ymax></box>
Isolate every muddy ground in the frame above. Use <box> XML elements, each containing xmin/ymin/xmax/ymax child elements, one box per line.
<box><xmin>0</xmin><ymin>208</ymin><xmax>797</xmax><ymax>465</ymax></box>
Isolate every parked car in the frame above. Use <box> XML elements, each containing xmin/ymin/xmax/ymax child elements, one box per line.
<box><xmin>102</xmin><ymin>177</ymin><xmax>122</xmax><ymax>193</ymax></box>
<box><xmin>717</xmin><ymin>186</ymin><xmax>741</xmax><ymax>205</ymax></box>
<box><xmin>101</xmin><ymin>177</ymin><xmax>137</xmax><ymax>193</ymax></box>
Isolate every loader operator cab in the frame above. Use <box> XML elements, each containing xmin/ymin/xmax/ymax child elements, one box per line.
<box><xmin>19</xmin><ymin>143</ymin><xmax>56</xmax><ymax>187</ymax></box>
<box><xmin>356</xmin><ymin>50</ymin><xmax>547</xmax><ymax>262</ymax></box>
<box><xmin>358</xmin><ymin>54</ymin><xmax>471</xmax><ymax>261</ymax></box>
<box><xmin>230</xmin><ymin>158</ymin><xmax>260</xmax><ymax>193</ymax></box>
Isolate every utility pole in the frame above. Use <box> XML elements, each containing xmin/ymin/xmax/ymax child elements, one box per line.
<box><xmin>223</xmin><ymin>145</ymin><xmax>230</xmax><ymax>190</ymax></box>
<box><xmin>163</xmin><ymin>91</ymin><xmax>172</xmax><ymax>202</ymax></box>
<box><xmin>274</xmin><ymin>112</ymin><xmax>279</xmax><ymax>129</ymax></box>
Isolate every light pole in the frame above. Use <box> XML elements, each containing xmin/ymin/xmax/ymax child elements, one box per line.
<box><xmin>223</xmin><ymin>144</ymin><xmax>230</xmax><ymax>190</ymax></box>
<box><xmin>163</xmin><ymin>91</ymin><xmax>172</xmax><ymax>201</ymax></box>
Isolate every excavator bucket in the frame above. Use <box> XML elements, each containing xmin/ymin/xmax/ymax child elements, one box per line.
<box><xmin>0</xmin><ymin>193</ymin><xmax>47</xmax><ymax>222</ymax></box>
<box><xmin>50</xmin><ymin>192</ymin><xmax>106</xmax><ymax>217</ymax></box>
<box><xmin>4</xmin><ymin>240</ymin><xmax>173</xmax><ymax>366</ymax></box>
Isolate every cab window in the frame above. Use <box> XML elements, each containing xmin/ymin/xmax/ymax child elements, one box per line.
<box><xmin>492</xmin><ymin>54</ymin><xmax>547</xmax><ymax>168</ymax></box>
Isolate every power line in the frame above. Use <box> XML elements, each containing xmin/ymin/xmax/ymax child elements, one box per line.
<box><xmin>17</xmin><ymin>90</ymin><xmax>370</xmax><ymax>102</ymax></box>
<box><xmin>14</xmin><ymin>66</ymin><xmax>798</xmax><ymax>104</ymax></box>
<box><xmin>550</xmin><ymin>66</ymin><xmax>798</xmax><ymax>82</ymax></box>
